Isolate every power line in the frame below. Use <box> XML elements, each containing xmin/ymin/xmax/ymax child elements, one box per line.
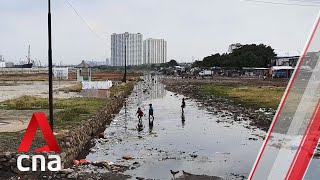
<box><xmin>287</xmin><ymin>0</ymin><xmax>320</xmax><ymax>3</ymax></box>
<box><xmin>64</xmin><ymin>0</ymin><xmax>106</xmax><ymax>42</ymax></box>
<box><xmin>242</xmin><ymin>0</ymin><xmax>320</xmax><ymax>7</ymax></box>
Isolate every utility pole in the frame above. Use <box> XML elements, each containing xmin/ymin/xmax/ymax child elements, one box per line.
<box><xmin>48</xmin><ymin>0</ymin><xmax>54</xmax><ymax>130</ymax></box>
<box><xmin>123</xmin><ymin>32</ymin><xmax>129</xmax><ymax>83</ymax></box>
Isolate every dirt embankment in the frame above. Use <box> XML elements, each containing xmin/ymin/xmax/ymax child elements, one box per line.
<box><xmin>162</xmin><ymin>78</ymin><xmax>284</xmax><ymax>131</ymax></box>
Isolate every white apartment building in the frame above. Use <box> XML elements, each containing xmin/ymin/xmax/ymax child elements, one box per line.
<box><xmin>143</xmin><ymin>38</ymin><xmax>167</xmax><ymax>64</ymax></box>
<box><xmin>111</xmin><ymin>32</ymin><xmax>143</xmax><ymax>66</ymax></box>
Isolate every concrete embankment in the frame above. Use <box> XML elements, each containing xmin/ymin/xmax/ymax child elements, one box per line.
<box><xmin>0</xmin><ymin>82</ymin><xmax>134</xmax><ymax>175</ymax></box>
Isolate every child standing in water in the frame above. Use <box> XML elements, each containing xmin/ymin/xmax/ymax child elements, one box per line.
<box><xmin>149</xmin><ymin>104</ymin><xmax>154</xmax><ymax>120</ymax></box>
<box><xmin>136</xmin><ymin>107</ymin><xmax>144</xmax><ymax>122</ymax></box>
<box><xmin>181</xmin><ymin>98</ymin><xmax>186</xmax><ymax>112</ymax></box>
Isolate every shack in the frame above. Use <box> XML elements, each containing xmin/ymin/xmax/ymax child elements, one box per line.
<box><xmin>272</xmin><ymin>66</ymin><xmax>294</xmax><ymax>78</ymax></box>
<box><xmin>242</xmin><ymin>67</ymin><xmax>269</xmax><ymax>77</ymax></box>
<box><xmin>76</xmin><ymin>60</ymin><xmax>91</xmax><ymax>82</ymax></box>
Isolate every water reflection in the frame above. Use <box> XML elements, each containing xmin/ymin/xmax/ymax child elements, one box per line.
<box><xmin>135</xmin><ymin>75</ymin><xmax>166</xmax><ymax>104</ymax></box>
<box><xmin>124</xmin><ymin>101</ymin><xmax>127</xmax><ymax>132</ymax></box>
<box><xmin>85</xmin><ymin>75</ymin><xmax>266</xmax><ymax>179</ymax></box>
<box><xmin>181</xmin><ymin>112</ymin><xmax>185</xmax><ymax>128</ymax></box>
<box><xmin>137</xmin><ymin>120</ymin><xmax>144</xmax><ymax>133</ymax></box>
<box><xmin>148</xmin><ymin>118</ymin><xmax>154</xmax><ymax>134</ymax></box>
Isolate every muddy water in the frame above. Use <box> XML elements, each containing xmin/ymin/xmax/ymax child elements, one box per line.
<box><xmin>85</xmin><ymin>76</ymin><xmax>267</xmax><ymax>179</ymax></box>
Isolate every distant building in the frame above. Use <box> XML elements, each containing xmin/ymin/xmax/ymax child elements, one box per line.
<box><xmin>106</xmin><ymin>58</ymin><xmax>110</xmax><ymax>66</ymax></box>
<box><xmin>143</xmin><ymin>38</ymin><xmax>167</xmax><ymax>64</ymax></box>
<box><xmin>272</xmin><ymin>66</ymin><xmax>294</xmax><ymax>78</ymax></box>
<box><xmin>76</xmin><ymin>60</ymin><xmax>91</xmax><ymax>82</ymax></box>
<box><xmin>0</xmin><ymin>55</ymin><xmax>5</xmax><ymax>68</ymax></box>
<box><xmin>86</xmin><ymin>60</ymin><xmax>108</xmax><ymax>67</ymax></box>
<box><xmin>111</xmin><ymin>32</ymin><xmax>143</xmax><ymax>66</ymax></box>
<box><xmin>5</xmin><ymin>62</ymin><xmax>14</xmax><ymax>68</ymax></box>
<box><xmin>228</xmin><ymin>43</ymin><xmax>242</xmax><ymax>53</ymax></box>
<box><xmin>274</xmin><ymin>51</ymin><xmax>300</xmax><ymax>67</ymax></box>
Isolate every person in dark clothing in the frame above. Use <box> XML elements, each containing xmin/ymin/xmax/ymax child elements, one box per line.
<box><xmin>181</xmin><ymin>98</ymin><xmax>186</xmax><ymax>112</ymax></box>
<box><xmin>136</xmin><ymin>107</ymin><xmax>144</xmax><ymax>123</ymax></box>
<box><xmin>149</xmin><ymin>104</ymin><xmax>154</xmax><ymax>120</ymax></box>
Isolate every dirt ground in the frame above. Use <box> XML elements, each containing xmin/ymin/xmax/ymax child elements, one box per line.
<box><xmin>0</xmin><ymin>81</ymin><xmax>79</xmax><ymax>133</ymax></box>
<box><xmin>0</xmin><ymin>81</ymin><xmax>80</xmax><ymax>102</ymax></box>
<box><xmin>0</xmin><ymin>71</ymin><xmax>140</xmax><ymax>82</ymax></box>
<box><xmin>0</xmin><ymin>109</ymin><xmax>49</xmax><ymax>133</ymax></box>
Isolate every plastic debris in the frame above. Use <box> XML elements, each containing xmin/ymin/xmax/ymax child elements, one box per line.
<box><xmin>79</xmin><ymin>159</ymin><xmax>90</xmax><ymax>165</ymax></box>
<box><xmin>73</xmin><ymin>160</ymin><xmax>80</xmax><ymax>166</ymax></box>
<box><xmin>122</xmin><ymin>155</ymin><xmax>133</xmax><ymax>160</ymax></box>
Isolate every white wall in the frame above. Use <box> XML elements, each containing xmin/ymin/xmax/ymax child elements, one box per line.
<box><xmin>0</xmin><ymin>62</ymin><xmax>6</xmax><ymax>68</ymax></box>
<box><xmin>82</xmin><ymin>81</ymin><xmax>113</xmax><ymax>90</ymax></box>
<box><xmin>53</xmin><ymin>68</ymin><xmax>68</xmax><ymax>79</ymax></box>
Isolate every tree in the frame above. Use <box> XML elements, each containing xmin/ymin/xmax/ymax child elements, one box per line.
<box><xmin>193</xmin><ymin>44</ymin><xmax>276</xmax><ymax>68</ymax></box>
<box><xmin>168</xmin><ymin>59</ymin><xmax>178</xmax><ymax>67</ymax></box>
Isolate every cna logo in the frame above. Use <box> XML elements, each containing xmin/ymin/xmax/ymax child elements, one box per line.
<box><xmin>17</xmin><ymin>112</ymin><xmax>60</xmax><ymax>153</ymax></box>
<box><xmin>16</xmin><ymin>112</ymin><xmax>61</xmax><ymax>172</ymax></box>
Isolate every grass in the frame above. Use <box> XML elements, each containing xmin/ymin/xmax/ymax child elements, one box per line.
<box><xmin>110</xmin><ymin>81</ymin><xmax>134</xmax><ymax>96</ymax></box>
<box><xmin>59</xmin><ymin>83</ymin><xmax>82</xmax><ymax>93</ymax></box>
<box><xmin>0</xmin><ymin>95</ymin><xmax>106</xmax><ymax>110</ymax></box>
<box><xmin>0</xmin><ymin>96</ymin><xmax>110</xmax><ymax>129</ymax></box>
<box><xmin>0</xmin><ymin>97</ymin><xmax>111</xmax><ymax>132</ymax></box>
<box><xmin>0</xmin><ymin>82</ymin><xmax>134</xmax><ymax>152</ymax></box>
<box><xmin>201</xmin><ymin>84</ymin><xmax>286</xmax><ymax>109</ymax></box>
<box><xmin>0</xmin><ymin>81</ymin><xmax>134</xmax><ymax>130</ymax></box>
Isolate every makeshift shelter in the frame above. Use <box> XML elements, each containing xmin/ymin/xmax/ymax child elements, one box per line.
<box><xmin>272</xmin><ymin>66</ymin><xmax>294</xmax><ymax>78</ymax></box>
<box><xmin>76</xmin><ymin>60</ymin><xmax>91</xmax><ymax>82</ymax></box>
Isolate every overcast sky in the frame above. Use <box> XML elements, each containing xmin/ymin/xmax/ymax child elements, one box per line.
<box><xmin>0</xmin><ymin>0</ymin><xmax>319</xmax><ymax>65</ymax></box>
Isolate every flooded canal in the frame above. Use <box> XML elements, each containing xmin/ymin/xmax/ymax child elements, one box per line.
<box><xmin>84</xmin><ymin>76</ymin><xmax>267</xmax><ymax>179</ymax></box>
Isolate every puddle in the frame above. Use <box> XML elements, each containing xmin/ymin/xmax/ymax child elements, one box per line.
<box><xmin>84</xmin><ymin>75</ymin><xmax>268</xmax><ymax>179</ymax></box>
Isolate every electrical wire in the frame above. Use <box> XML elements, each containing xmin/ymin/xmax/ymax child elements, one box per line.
<box><xmin>242</xmin><ymin>0</ymin><xmax>320</xmax><ymax>7</ymax></box>
<box><xmin>64</xmin><ymin>0</ymin><xmax>106</xmax><ymax>42</ymax></box>
<box><xmin>287</xmin><ymin>0</ymin><xmax>320</xmax><ymax>3</ymax></box>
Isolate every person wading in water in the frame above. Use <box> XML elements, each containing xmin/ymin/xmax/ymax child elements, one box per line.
<box><xmin>148</xmin><ymin>104</ymin><xmax>154</xmax><ymax>126</ymax></box>
<box><xmin>181</xmin><ymin>98</ymin><xmax>186</xmax><ymax>113</ymax></box>
<box><xmin>136</xmin><ymin>107</ymin><xmax>144</xmax><ymax>123</ymax></box>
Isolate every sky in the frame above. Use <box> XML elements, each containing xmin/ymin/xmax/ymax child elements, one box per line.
<box><xmin>0</xmin><ymin>0</ymin><xmax>319</xmax><ymax>65</ymax></box>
